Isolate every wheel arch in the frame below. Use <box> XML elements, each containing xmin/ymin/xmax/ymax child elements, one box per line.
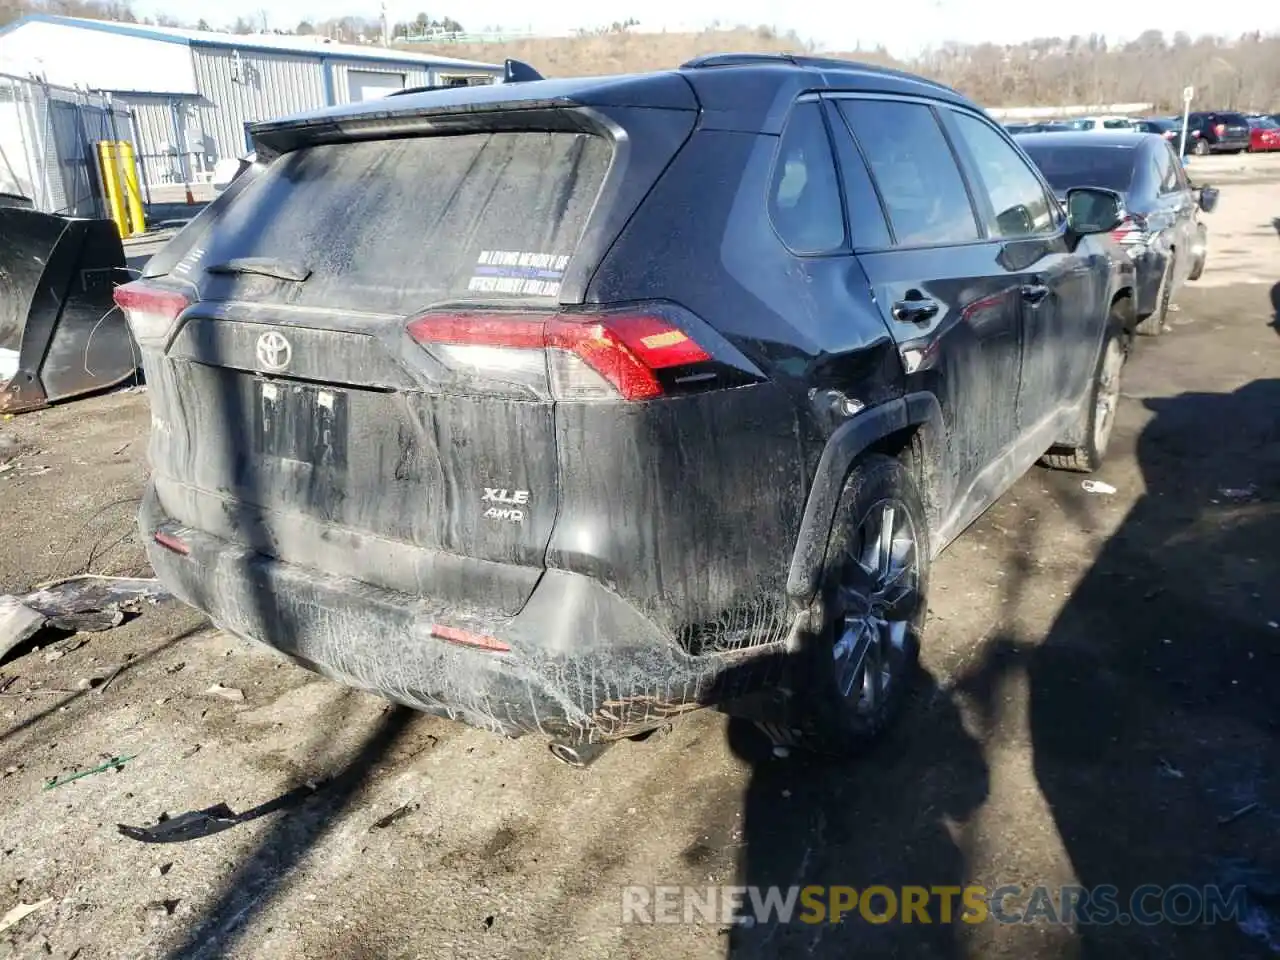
<box><xmin>1109</xmin><ymin>283</ymin><xmax>1137</xmax><ymax>337</ymax></box>
<box><xmin>786</xmin><ymin>392</ymin><xmax>944</xmax><ymax>605</ymax></box>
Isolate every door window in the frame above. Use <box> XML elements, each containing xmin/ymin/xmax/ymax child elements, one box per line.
<box><xmin>948</xmin><ymin>111</ymin><xmax>1056</xmax><ymax>237</ymax></box>
<box><xmin>835</xmin><ymin>99</ymin><xmax>979</xmax><ymax>247</ymax></box>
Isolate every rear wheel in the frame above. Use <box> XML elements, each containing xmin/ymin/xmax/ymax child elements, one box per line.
<box><xmin>1136</xmin><ymin>254</ymin><xmax>1174</xmax><ymax>337</ymax></box>
<box><xmin>1194</xmin><ymin>138</ymin><xmax>1210</xmax><ymax>156</ymax></box>
<box><xmin>1040</xmin><ymin>324</ymin><xmax>1126</xmax><ymax>473</ymax></box>
<box><xmin>764</xmin><ymin>455</ymin><xmax>929</xmax><ymax>756</ymax></box>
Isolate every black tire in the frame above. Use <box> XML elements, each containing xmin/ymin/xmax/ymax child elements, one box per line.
<box><xmin>1040</xmin><ymin>322</ymin><xmax>1127</xmax><ymax>473</ymax></box>
<box><xmin>1135</xmin><ymin>254</ymin><xmax>1174</xmax><ymax>337</ymax></box>
<box><xmin>1194</xmin><ymin>138</ymin><xmax>1210</xmax><ymax>156</ymax></box>
<box><xmin>762</xmin><ymin>454</ymin><xmax>930</xmax><ymax>756</ymax></box>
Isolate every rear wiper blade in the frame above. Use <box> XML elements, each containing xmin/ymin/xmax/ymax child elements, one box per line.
<box><xmin>204</xmin><ymin>257</ymin><xmax>312</xmax><ymax>282</ymax></box>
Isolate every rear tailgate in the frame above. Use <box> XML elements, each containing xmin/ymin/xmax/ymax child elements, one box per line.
<box><xmin>132</xmin><ymin>102</ymin><xmax>696</xmax><ymax>613</ymax></box>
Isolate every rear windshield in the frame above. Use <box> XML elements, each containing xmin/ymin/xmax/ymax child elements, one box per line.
<box><xmin>1020</xmin><ymin>145</ymin><xmax>1136</xmax><ymax>194</ymax></box>
<box><xmin>196</xmin><ymin>131</ymin><xmax>612</xmax><ymax>312</ymax></box>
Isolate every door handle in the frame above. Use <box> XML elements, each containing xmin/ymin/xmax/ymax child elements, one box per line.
<box><xmin>891</xmin><ymin>298</ymin><xmax>939</xmax><ymax>324</ymax></box>
<box><xmin>1020</xmin><ymin>283</ymin><xmax>1051</xmax><ymax>305</ymax></box>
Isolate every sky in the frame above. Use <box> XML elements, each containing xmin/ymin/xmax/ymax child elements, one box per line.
<box><xmin>135</xmin><ymin>0</ymin><xmax>1280</xmax><ymax>58</ymax></box>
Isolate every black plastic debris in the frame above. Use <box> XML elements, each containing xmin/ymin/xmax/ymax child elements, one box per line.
<box><xmin>369</xmin><ymin>802</ymin><xmax>419</xmax><ymax>831</ymax></box>
<box><xmin>118</xmin><ymin>781</ymin><xmax>323</xmax><ymax>844</ymax></box>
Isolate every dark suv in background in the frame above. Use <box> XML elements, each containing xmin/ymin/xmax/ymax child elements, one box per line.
<box><xmin>1184</xmin><ymin>111</ymin><xmax>1252</xmax><ymax>155</ymax></box>
<box><xmin>117</xmin><ymin>55</ymin><xmax>1133</xmax><ymax>764</ymax></box>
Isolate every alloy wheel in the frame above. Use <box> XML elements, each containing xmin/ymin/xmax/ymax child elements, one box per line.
<box><xmin>832</xmin><ymin>499</ymin><xmax>920</xmax><ymax>718</ymax></box>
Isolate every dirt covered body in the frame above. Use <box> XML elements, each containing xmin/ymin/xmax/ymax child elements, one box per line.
<box><xmin>123</xmin><ymin>60</ymin><xmax>1129</xmax><ymax>744</ymax></box>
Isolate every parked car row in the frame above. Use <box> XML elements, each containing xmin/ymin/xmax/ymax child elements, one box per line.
<box><xmin>1005</xmin><ymin>109</ymin><xmax>1280</xmax><ymax>155</ymax></box>
<box><xmin>116</xmin><ymin>54</ymin><xmax>1219</xmax><ymax>764</ymax></box>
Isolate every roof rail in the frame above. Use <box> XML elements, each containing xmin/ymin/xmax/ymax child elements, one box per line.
<box><xmin>503</xmin><ymin>58</ymin><xmax>544</xmax><ymax>83</ymax></box>
<box><xmin>680</xmin><ymin>52</ymin><xmax>959</xmax><ymax>95</ymax></box>
<box><xmin>386</xmin><ymin>84</ymin><xmax>452</xmax><ymax>97</ymax></box>
<box><xmin>681</xmin><ymin>53</ymin><xmax>799</xmax><ymax>69</ymax></box>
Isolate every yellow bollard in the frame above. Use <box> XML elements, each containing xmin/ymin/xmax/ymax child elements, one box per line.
<box><xmin>96</xmin><ymin>141</ymin><xmax>128</xmax><ymax>238</ymax></box>
<box><xmin>118</xmin><ymin>141</ymin><xmax>147</xmax><ymax>236</ymax></box>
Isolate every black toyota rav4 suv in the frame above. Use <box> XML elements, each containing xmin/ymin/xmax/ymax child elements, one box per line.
<box><xmin>117</xmin><ymin>55</ymin><xmax>1134</xmax><ymax>763</ymax></box>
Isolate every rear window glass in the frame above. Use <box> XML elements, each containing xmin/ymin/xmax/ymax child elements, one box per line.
<box><xmin>196</xmin><ymin>132</ymin><xmax>611</xmax><ymax>312</ymax></box>
<box><xmin>1019</xmin><ymin>145</ymin><xmax>1136</xmax><ymax>194</ymax></box>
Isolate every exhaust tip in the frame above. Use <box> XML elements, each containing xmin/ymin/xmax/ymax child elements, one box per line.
<box><xmin>548</xmin><ymin>739</ymin><xmax>610</xmax><ymax>768</ymax></box>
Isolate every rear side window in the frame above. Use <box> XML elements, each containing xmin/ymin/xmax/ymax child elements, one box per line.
<box><xmin>196</xmin><ymin>132</ymin><xmax>611</xmax><ymax>313</ymax></box>
<box><xmin>825</xmin><ymin>103</ymin><xmax>892</xmax><ymax>248</ymax></box>
<box><xmin>768</xmin><ymin>102</ymin><xmax>845</xmax><ymax>255</ymax></box>
<box><xmin>1103</xmin><ymin>119</ymin><xmax>1133</xmax><ymax>129</ymax></box>
<box><xmin>947</xmin><ymin>112</ymin><xmax>1055</xmax><ymax>237</ymax></box>
<box><xmin>837</xmin><ymin>99</ymin><xmax>979</xmax><ymax>247</ymax></box>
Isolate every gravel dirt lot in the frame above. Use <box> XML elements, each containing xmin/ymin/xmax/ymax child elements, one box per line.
<box><xmin>0</xmin><ymin>160</ymin><xmax>1277</xmax><ymax>960</ymax></box>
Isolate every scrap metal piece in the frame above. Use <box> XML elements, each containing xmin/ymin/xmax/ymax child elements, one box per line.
<box><xmin>0</xmin><ymin>208</ymin><xmax>137</xmax><ymax>414</ymax></box>
<box><xmin>0</xmin><ymin>595</ymin><xmax>46</xmax><ymax>663</ymax></box>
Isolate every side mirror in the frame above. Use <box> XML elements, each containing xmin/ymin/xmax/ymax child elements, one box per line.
<box><xmin>1065</xmin><ymin>186</ymin><xmax>1125</xmax><ymax>236</ymax></box>
<box><xmin>1198</xmin><ymin>185</ymin><xmax>1220</xmax><ymax>213</ymax></box>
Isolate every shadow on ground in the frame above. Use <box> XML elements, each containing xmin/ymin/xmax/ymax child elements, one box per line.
<box><xmin>726</xmin><ymin>378</ymin><xmax>1280</xmax><ymax>958</ymax></box>
<box><xmin>1017</xmin><ymin>379</ymin><xmax>1280</xmax><ymax>956</ymax></box>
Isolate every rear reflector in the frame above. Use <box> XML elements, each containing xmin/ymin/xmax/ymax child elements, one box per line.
<box><xmin>407</xmin><ymin>310</ymin><xmax>714</xmax><ymax>401</ymax></box>
<box><xmin>153</xmin><ymin>531</ymin><xmax>190</xmax><ymax>556</ymax></box>
<box><xmin>430</xmin><ymin>624</ymin><xmax>510</xmax><ymax>653</ymax></box>
<box><xmin>113</xmin><ymin>281</ymin><xmax>192</xmax><ymax>345</ymax></box>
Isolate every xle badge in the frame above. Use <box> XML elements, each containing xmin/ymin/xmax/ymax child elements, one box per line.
<box><xmin>482</xmin><ymin>487</ymin><xmax>529</xmax><ymax>524</ymax></box>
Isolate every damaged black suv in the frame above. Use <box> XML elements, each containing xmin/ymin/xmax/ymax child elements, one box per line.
<box><xmin>116</xmin><ymin>55</ymin><xmax>1134</xmax><ymax>762</ymax></box>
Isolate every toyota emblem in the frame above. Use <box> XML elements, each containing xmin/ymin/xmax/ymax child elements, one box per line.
<box><xmin>256</xmin><ymin>330</ymin><xmax>292</xmax><ymax>372</ymax></box>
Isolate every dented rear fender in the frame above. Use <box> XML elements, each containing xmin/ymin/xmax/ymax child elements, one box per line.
<box><xmin>785</xmin><ymin>391</ymin><xmax>944</xmax><ymax>605</ymax></box>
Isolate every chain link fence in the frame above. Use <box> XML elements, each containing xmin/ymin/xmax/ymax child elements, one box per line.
<box><xmin>0</xmin><ymin>72</ymin><xmax>142</xmax><ymax>219</ymax></box>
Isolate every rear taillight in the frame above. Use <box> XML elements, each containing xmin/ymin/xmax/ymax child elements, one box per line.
<box><xmin>1109</xmin><ymin>215</ymin><xmax>1150</xmax><ymax>249</ymax></box>
<box><xmin>1214</xmin><ymin>123</ymin><xmax>1226</xmax><ymax>136</ymax></box>
<box><xmin>113</xmin><ymin>281</ymin><xmax>192</xmax><ymax>346</ymax></box>
<box><xmin>406</xmin><ymin>307</ymin><xmax>738</xmax><ymax>402</ymax></box>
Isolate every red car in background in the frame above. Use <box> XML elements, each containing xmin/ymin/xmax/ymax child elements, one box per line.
<box><xmin>1247</xmin><ymin>116</ymin><xmax>1280</xmax><ymax>152</ymax></box>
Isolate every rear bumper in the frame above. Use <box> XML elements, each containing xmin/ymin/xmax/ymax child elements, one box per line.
<box><xmin>140</xmin><ymin>484</ymin><xmax>780</xmax><ymax>741</ymax></box>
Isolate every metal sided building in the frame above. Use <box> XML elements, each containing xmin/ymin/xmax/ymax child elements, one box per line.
<box><xmin>0</xmin><ymin>15</ymin><xmax>502</xmax><ymax>185</ymax></box>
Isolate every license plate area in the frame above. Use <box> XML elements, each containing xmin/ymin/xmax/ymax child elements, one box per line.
<box><xmin>253</xmin><ymin>379</ymin><xmax>349</xmax><ymax>468</ymax></box>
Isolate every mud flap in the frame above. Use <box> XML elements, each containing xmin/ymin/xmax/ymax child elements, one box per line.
<box><xmin>0</xmin><ymin>208</ymin><xmax>135</xmax><ymax>414</ymax></box>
